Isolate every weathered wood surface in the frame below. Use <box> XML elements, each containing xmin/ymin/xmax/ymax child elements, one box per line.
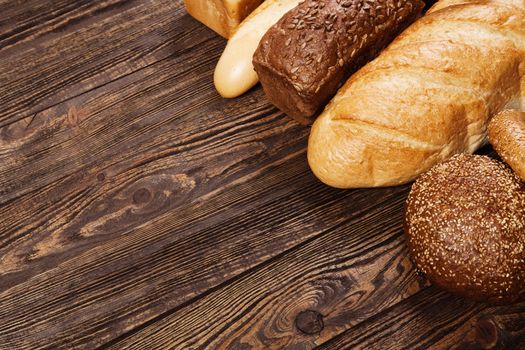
<box><xmin>0</xmin><ymin>1</ymin><xmax>523</xmax><ymax>349</ymax></box>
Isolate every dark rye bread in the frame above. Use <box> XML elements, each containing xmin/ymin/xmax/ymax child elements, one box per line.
<box><xmin>252</xmin><ymin>0</ymin><xmax>425</xmax><ymax>124</ymax></box>
<box><xmin>405</xmin><ymin>154</ymin><xmax>525</xmax><ymax>305</ymax></box>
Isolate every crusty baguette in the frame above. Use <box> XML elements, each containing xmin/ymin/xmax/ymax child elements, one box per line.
<box><xmin>214</xmin><ymin>0</ymin><xmax>302</xmax><ymax>98</ymax></box>
<box><xmin>253</xmin><ymin>0</ymin><xmax>424</xmax><ymax>124</ymax></box>
<box><xmin>488</xmin><ymin>110</ymin><xmax>525</xmax><ymax>182</ymax></box>
<box><xmin>184</xmin><ymin>0</ymin><xmax>263</xmax><ymax>38</ymax></box>
<box><xmin>308</xmin><ymin>0</ymin><xmax>525</xmax><ymax>188</ymax></box>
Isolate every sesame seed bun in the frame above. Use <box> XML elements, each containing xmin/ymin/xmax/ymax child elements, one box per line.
<box><xmin>405</xmin><ymin>154</ymin><xmax>525</xmax><ymax>304</ymax></box>
<box><xmin>488</xmin><ymin>110</ymin><xmax>525</xmax><ymax>182</ymax></box>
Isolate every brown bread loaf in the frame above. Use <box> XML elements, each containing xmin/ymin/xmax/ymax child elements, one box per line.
<box><xmin>252</xmin><ymin>0</ymin><xmax>425</xmax><ymax>124</ymax></box>
<box><xmin>405</xmin><ymin>154</ymin><xmax>525</xmax><ymax>304</ymax></box>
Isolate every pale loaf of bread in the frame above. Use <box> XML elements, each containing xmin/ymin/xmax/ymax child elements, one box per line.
<box><xmin>214</xmin><ymin>0</ymin><xmax>302</xmax><ymax>98</ymax></box>
<box><xmin>308</xmin><ymin>0</ymin><xmax>525</xmax><ymax>188</ymax></box>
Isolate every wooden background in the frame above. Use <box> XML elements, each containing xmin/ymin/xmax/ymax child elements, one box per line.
<box><xmin>0</xmin><ymin>0</ymin><xmax>524</xmax><ymax>349</ymax></box>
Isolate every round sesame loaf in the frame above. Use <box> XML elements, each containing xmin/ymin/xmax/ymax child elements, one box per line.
<box><xmin>405</xmin><ymin>154</ymin><xmax>525</xmax><ymax>304</ymax></box>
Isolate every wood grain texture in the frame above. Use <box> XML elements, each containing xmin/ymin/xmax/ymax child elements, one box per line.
<box><xmin>104</xmin><ymin>191</ymin><xmax>428</xmax><ymax>350</ymax></box>
<box><xmin>317</xmin><ymin>288</ymin><xmax>525</xmax><ymax>350</ymax></box>
<box><xmin>0</xmin><ymin>0</ymin><xmax>200</xmax><ymax>127</ymax></box>
<box><xmin>0</xmin><ymin>0</ymin><xmax>523</xmax><ymax>349</ymax></box>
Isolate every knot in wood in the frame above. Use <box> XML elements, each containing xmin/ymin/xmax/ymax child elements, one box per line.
<box><xmin>97</xmin><ymin>173</ymin><xmax>106</xmax><ymax>182</ymax></box>
<box><xmin>295</xmin><ymin>310</ymin><xmax>324</xmax><ymax>335</ymax></box>
<box><xmin>474</xmin><ymin>318</ymin><xmax>499</xmax><ymax>349</ymax></box>
<box><xmin>133</xmin><ymin>187</ymin><xmax>152</xmax><ymax>205</ymax></box>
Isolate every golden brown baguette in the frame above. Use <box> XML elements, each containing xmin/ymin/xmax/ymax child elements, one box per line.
<box><xmin>488</xmin><ymin>110</ymin><xmax>525</xmax><ymax>181</ymax></box>
<box><xmin>308</xmin><ymin>0</ymin><xmax>525</xmax><ymax>188</ymax></box>
<box><xmin>184</xmin><ymin>0</ymin><xmax>263</xmax><ymax>38</ymax></box>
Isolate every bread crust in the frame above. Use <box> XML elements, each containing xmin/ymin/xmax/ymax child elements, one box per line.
<box><xmin>489</xmin><ymin>110</ymin><xmax>525</xmax><ymax>181</ymax></box>
<box><xmin>253</xmin><ymin>0</ymin><xmax>424</xmax><ymax>124</ymax></box>
<box><xmin>184</xmin><ymin>0</ymin><xmax>262</xmax><ymax>38</ymax></box>
<box><xmin>308</xmin><ymin>0</ymin><xmax>525</xmax><ymax>188</ymax></box>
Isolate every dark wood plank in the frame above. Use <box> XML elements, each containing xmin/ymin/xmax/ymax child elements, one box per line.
<box><xmin>317</xmin><ymin>288</ymin><xmax>525</xmax><ymax>350</ymax></box>
<box><xmin>102</xmin><ymin>191</ymin><xmax>429</xmax><ymax>350</ymax></box>
<box><xmin>0</xmin><ymin>161</ymin><xmax>414</xmax><ymax>349</ymax></box>
<box><xmin>0</xmin><ymin>11</ymin><xmax>418</xmax><ymax>346</ymax></box>
<box><xmin>0</xmin><ymin>0</ymin><xmax>96</xmax><ymax>46</ymax></box>
<box><xmin>0</xmin><ymin>31</ymin><xmax>225</xmax><ymax>204</ymax></box>
<box><xmin>1</xmin><ymin>1</ymin><xmax>523</xmax><ymax>349</ymax></box>
<box><xmin>0</xmin><ymin>23</ymin><xmax>306</xmax><ymax>285</ymax></box>
<box><xmin>0</xmin><ymin>0</ymin><xmax>207</xmax><ymax>127</ymax></box>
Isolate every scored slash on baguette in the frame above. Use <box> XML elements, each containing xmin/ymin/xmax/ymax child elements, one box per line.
<box><xmin>308</xmin><ymin>0</ymin><xmax>525</xmax><ymax>188</ymax></box>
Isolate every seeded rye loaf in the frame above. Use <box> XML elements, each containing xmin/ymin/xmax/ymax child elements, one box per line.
<box><xmin>253</xmin><ymin>0</ymin><xmax>425</xmax><ymax>124</ymax></box>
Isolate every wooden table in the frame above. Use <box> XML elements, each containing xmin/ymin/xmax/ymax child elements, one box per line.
<box><xmin>0</xmin><ymin>1</ymin><xmax>523</xmax><ymax>349</ymax></box>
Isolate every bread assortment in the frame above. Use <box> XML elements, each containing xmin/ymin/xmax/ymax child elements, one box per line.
<box><xmin>185</xmin><ymin>0</ymin><xmax>525</xmax><ymax>304</ymax></box>
<box><xmin>252</xmin><ymin>0</ymin><xmax>424</xmax><ymax>124</ymax></box>
<box><xmin>308</xmin><ymin>0</ymin><xmax>525</xmax><ymax>188</ymax></box>
<box><xmin>405</xmin><ymin>154</ymin><xmax>525</xmax><ymax>304</ymax></box>
<box><xmin>489</xmin><ymin>110</ymin><xmax>525</xmax><ymax>181</ymax></box>
<box><xmin>184</xmin><ymin>0</ymin><xmax>263</xmax><ymax>38</ymax></box>
<box><xmin>214</xmin><ymin>0</ymin><xmax>302</xmax><ymax>98</ymax></box>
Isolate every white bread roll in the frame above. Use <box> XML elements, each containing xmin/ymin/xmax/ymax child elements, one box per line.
<box><xmin>214</xmin><ymin>0</ymin><xmax>301</xmax><ymax>98</ymax></box>
<box><xmin>184</xmin><ymin>0</ymin><xmax>263</xmax><ymax>38</ymax></box>
<box><xmin>308</xmin><ymin>0</ymin><xmax>525</xmax><ymax>188</ymax></box>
